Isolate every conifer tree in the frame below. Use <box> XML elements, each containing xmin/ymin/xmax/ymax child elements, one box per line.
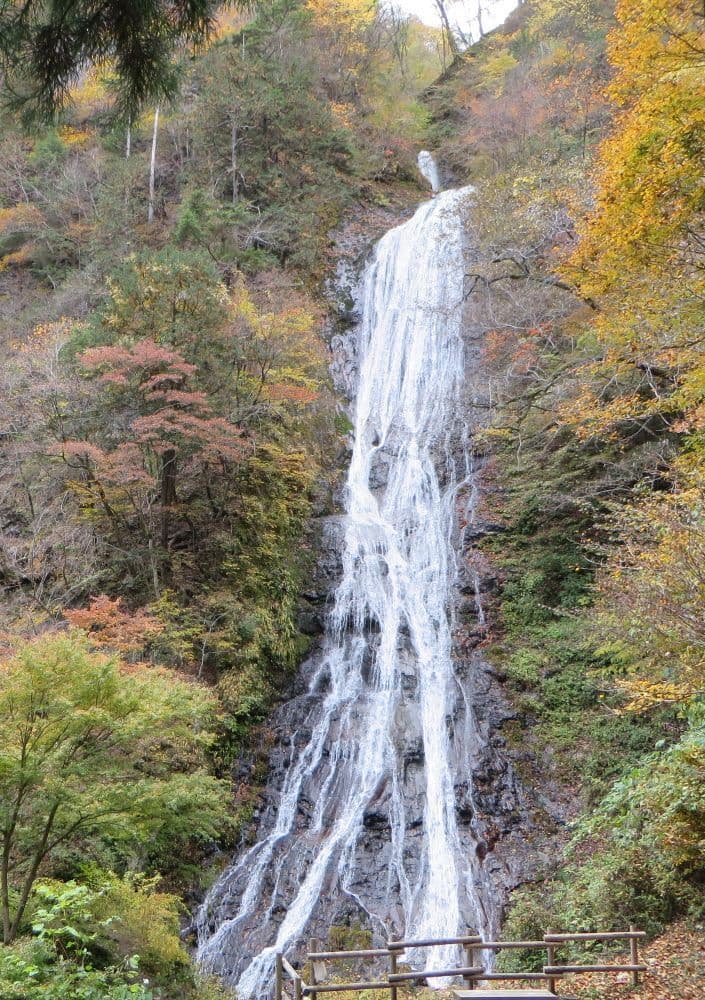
<box><xmin>0</xmin><ymin>0</ymin><xmax>223</xmax><ymax>119</ymax></box>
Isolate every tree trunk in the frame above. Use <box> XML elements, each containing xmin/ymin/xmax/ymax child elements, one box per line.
<box><xmin>160</xmin><ymin>447</ymin><xmax>177</xmax><ymax>548</ymax></box>
<box><xmin>433</xmin><ymin>0</ymin><xmax>459</xmax><ymax>55</ymax></box>
<box><xmin>231</xmin><ymin>120</ymin><xmax>239</xmax><ymax>204</ymax></box>
<box><xmin>148</xmin><ymin>105</ymin><xmax>160</xmax><ymax>224</ymax></box>
<box><xmin>2</xmin><ymin>781</ymin><xmax>28</xmax><ymax>944</ymax></box>
<box><xmin>8</xmin><ymin>802</ymin><xmax>60</xmax><ymax>943</ymax></box>
<box><xmin>148</xmin><ymin>538</ymin><xmax>161</xmax><ymax>600</ymax></box>
<box><xmin>2</xmin><ymin>839</ymin><xmax>11</xmax><ymax>944</ymax></box>
<box><xmin>125</xmin><ymin>115</ymin><xmax>131</xmax><ymax>159</ymax></box>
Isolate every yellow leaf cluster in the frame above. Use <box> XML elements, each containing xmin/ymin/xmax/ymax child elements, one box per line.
<box><xmin>69</xmin><ymin>65</ymin><xmax>110</xmax><ymax>116</ymax></box>
<box><xmin>565</xmin><ymin>1</ymin><xmax>705</xmax><ymax>296</ymax></box>
<box><xmin>570</xmin><ymin>119</ymin><xmax>705</xmax><ymax>704</ymax></box>
<box><xmin>306</xmin><ymin>0</ymin><xmax>374</xmax><ymax>33</ymax></box>
<box><xmin>617</xmin><ymin>678</ymin><xmax>696</xmax><ymax>713</ymax></box>
<box><xmin>330</xmin><ymin>101</ymin><xmax>355</xmax><ymax>128</ymax></box>
<box><xmin>12</xmin><ymin>317</ymin><xmax>77</xmax><ymax>355</ymax></box>
<box><xmin>0</xmin><ymin>203</ymin><xmax>44</xmax><ymax>237</ymax></box>
<box><xmin>57</xmin><ymin>124</ymin><xmax>92</xmax><ymax>147</ymax></box>
<box><xmin>0</xmin><ymin>246</ymin><xmax>35</xmax><ymax>273</ymax></box>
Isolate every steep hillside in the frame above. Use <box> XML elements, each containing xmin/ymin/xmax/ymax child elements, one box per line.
<box><xmin>428</xmin><ymin>0</ymin><xmax>705</xmax><ymax>974</ymax></box>
<box><xmin>2</xmin><ymin>0</ymin><xmax>705</xmax><ymax>995</ymax></box>
<box><xmin>0</xmin><ymin>3</ymin><xmax>443</xmax><ymax>996</ymax></box>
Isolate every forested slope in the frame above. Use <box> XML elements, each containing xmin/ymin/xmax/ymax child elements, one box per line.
<box><xmin>1</xmin><ymin>0</ymin><xmax>704</xmax><ymax>995</ymax></box>
<box><xmin>0</xmin><ymin>4</ymin><xmax>442</xmax><ymax>996</ymax></box>
<box><xmin>427</xmin><ymin>0</ymin><xmax>705</xmax><ymax>976</ymax></box>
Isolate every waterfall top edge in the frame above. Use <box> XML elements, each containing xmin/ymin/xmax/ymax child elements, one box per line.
<box><xmin>417</xmin><ymin>149</ymin><xmax>442</xmax><ymax>194</ymax></box>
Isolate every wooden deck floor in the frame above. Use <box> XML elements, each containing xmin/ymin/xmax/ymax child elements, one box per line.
<box><xmin>453</xmin><ymin>991</ymin><xmax>559</xmax><ymax>999</ymax></box>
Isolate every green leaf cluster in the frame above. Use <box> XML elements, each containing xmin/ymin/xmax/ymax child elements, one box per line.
<box><xmin>0</xmin><ymin>632</ymin><xmax>229</xmax><ymax>944</ymax></box>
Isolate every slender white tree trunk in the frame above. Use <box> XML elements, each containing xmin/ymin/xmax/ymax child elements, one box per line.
<box><xmin>231</xmin><ymin>120</ymin><xmax>239</xmax><ymax>204</ymax></box>
<box><xmin>148</xmin><ymin>105</ymin><xmax>160</xmax><ymax>224</ymax></box>
<box><xmin>125</xmin><ymin>116</ymin><xmax>131</xmax><ymax>159</ymax></box>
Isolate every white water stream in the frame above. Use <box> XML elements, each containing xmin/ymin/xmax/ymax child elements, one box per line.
<box><xmin>418</xmin><ymin>150</ymin><xmax>442</xmax><ymax>193</ymax></box>
<box><xmin>197</xmin><ymin>154</ymin><xmax>494</xmax><ymax>997</ymax></box>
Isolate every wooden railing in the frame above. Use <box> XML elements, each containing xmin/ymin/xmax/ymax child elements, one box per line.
<box><xmin>542</xmin><ymin>928</ymin><xmax>647</xmax><ymax>992</ymax></box>
<box><xmin>463</xmin><ymin>938</ymin><xmax>558</xmax><ymax>993</ymax></box>
<box><xmin>274</xmin><ymin>927</ymin><xmax>648</xmax><ymax>999</ymax></box>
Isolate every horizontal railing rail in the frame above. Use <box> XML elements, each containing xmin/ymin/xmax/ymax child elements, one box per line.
<box><xmin>542</xmin><ymin>924</ymin><xmax>646</xmax><ymax>991</ymax></box>
<box><xmin>478</xmin><ymin>940</ymin><xmax>548</xmax><ymax>950</ymax></box>
<box><xmin>387</xmin><ymin>935</ymin><xmax>481</xmax><ymax>949</ymax></box>
<box><xmin>477</xmin><ymin>972</ymin><xmax>555</xmax><ymax>981</ymax></box>
<box><xmin>544</xmin><ymin>930</ymin><xmax>646</xmax><ymax>943</ymax></box>
<box><xmin>308</xmin><ymin>948</ymin><xmax>397</xmax><ymax>961</ymax></box>
<box><xmin>545</xmin><ymin>963</ymin><xmax>647</xmax><ymax>974</ymax></box>
<box><xmin>304</xmin><ymin>980</ymin><xmax>391</xmax><ymax>995</ymax></box>
<box><xmin>388</xmin><ymin>966</ymin><xmax>484</xmax><ymax>982</ymax></box>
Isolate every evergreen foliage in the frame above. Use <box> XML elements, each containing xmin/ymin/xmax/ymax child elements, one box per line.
<box><xmin>0</xmin><ymin>0</ymin><xmax>221</xmax><ymax>120</ymax></box>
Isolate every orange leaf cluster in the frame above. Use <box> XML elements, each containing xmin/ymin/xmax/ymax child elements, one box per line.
<box><xmin>64</xmin><ymin>595</ymin><xmax>164</xmax><ymax>656</ymax></box>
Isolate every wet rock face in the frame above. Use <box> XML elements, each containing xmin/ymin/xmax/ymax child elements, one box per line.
<box><xmin>298</xmin><ymin>516</ymin><xmax>347</xmax><ymax>635</ymax></box>
<box><xmin>201</xmin><ymin>453</ymin><xmax>538</xmax><ymax>982</ymax></box>
<box><xmin>368</xmin><ymin>448</ymin><xmax>393</xmax><ymax>491</ymax></box>
<box><xmin>197</xmin><ymin>190</ymin><xmax>561</xmax><ymax>997</ymax></box>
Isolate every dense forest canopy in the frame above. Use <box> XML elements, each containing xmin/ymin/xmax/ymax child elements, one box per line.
<box><xmin>1</xmin><ymin>0</ymin><xmax>704</xmax><ymax>996</ymax></box>
<box><xmin>425</xmin><ymin>0</ymin><xmax>705</xmax><ymax>973</ymax></box>
<box><xmin>0</xmin><ymin>2</ymin><xmax>447</xmax><ymax>995</ymax></box>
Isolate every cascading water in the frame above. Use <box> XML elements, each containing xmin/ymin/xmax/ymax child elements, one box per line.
<box><xmin>417</xmin><ymin>150</ymin><xmax>442</xmax><ymax>193</ymax></box>
<box><xmin>196</xmin><ymin>153</ymin><xmax>498</xmax><ymax>997</ymax></box>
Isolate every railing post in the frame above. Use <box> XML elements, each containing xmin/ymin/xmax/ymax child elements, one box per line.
<box><xmin>630</xmin><ymin>924</ymin><xmax>640</xmax><ymax>986</ymax></box>
<box><xmin>389</xmin><ymin>949</ymin><xmax>398</xmax><ymax>1000</ymax></box>
<box><xmin>294</xmin><ymin>974</ymin><xmax>302</xmax><ymax>1000</ymax></box>
<box><xmin>309</xmin><ymin>938</ymin><xmax>319</xmax><ymax>1000</ymax></box>
<box><xmin>275</xmin><ymin>952</ymin><xmax>283</xmax><ymax>1000</ymax></box>
<box><xmin>546</xmin><ymin>929</ymin><xmax>557</xmax><ymax>995</ymax></box>
<box><xmin>464</xmin><ymin>928</ymin><xmax>476</xmax><ymax>990</ymax></box>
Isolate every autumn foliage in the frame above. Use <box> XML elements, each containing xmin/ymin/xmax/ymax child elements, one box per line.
<box><xmin>64</xmin><ymin>595</ymin><xmax>164</xmax><ymax>657</ymax></box>
<box><xmin>555</xmin><ymin>0</ymin><xmax>705</xmax><ymax>719</ymax></box>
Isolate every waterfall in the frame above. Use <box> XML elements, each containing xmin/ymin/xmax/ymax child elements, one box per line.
<box><xmin>418</xmin><ymin>149</ymin><xmax>441</xmax><ymax>193</ymax></box>
<box><xmin>196</xmin><ymin>155</ymin><xmax>496</xmax><ymax>997</ymax></box>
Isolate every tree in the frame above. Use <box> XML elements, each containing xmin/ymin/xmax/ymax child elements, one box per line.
<box><xmin>567</xmin><ymin>0</ymin><xmax>705</xmax><ymax>295</ymax></box>
<box><xmin>147</xmin><ymin>105</ymin><xmax>160</xmax><ymax>223</ymax></box>
<box><xmin>57</xmin><ymin>338</ymin><xmax>246</xmax><ymax>593</ymax></box>
<box><xmin>63</xmin><ymin>595</ymin><xmax>164</xmax><ymax>658</ymax></box>
<box><xmin>0</xmin><ymin>631</ymin><xmax>229</xmax><ymax>944</ymax></box>
<box><xmin>431</xmin><ymin>0</ymin><xmax>459</xmax><ymax>59</ymax></box>
<box><xmin>0</xmin><ymin>318</ymin><xmax>100</xmax><ymax>609</ymax></box>
<box><xmin>0</xmin><ymin>248</ymin><xmax>326</xmax><ymax>614</ymax></box>
<box><xmin>595</xmin><ymin>477</ymin><xmax>705</xmax><ymax>713</ymax></box>
<box><xmin>80</xmin><ymin>249</ymin><xmax>325</xmax><ymax>429</ymax></box>
<box><xmin>0</xmin><ymin>0</ymin><xmax>222</xmax><ymax>120</ymax></box>
<box><xmin>307</xmin><ymin>0</ymin><xmax>377</xmax><ymax>93</ymax></box>
<box><xmin>186</xmin><ymin>21</ymin><xmax>355</xmax><ymax>270</ymax></box>
<box><xmin>475</xmin><ymin>2</ymin><xmax>484</xmax><ymax>40</ymax></box>
<box><xmin>551</xmin><ymin>0</ymin><xmax>705</xmax><ymax>767</ymax></box>
<box><xmin>80</xmin><ymin>340</ymin><xmax>244</xmax><ymax>498</ymax></box>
